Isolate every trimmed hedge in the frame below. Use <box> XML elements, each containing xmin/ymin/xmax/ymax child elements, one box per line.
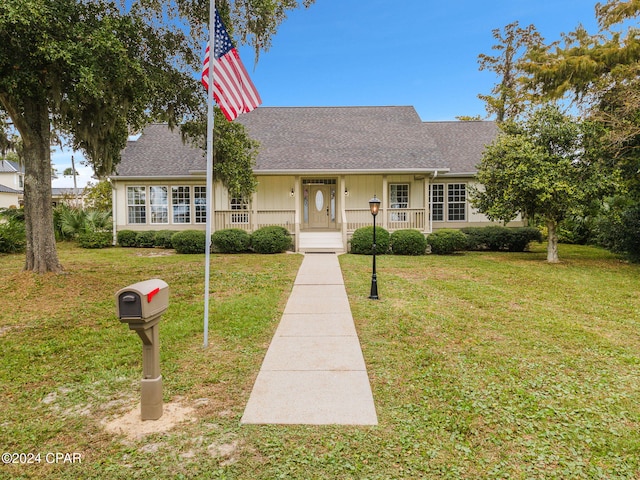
<box><xmin>212</xmin><ymin>228</ymin><xmax>251</xmax><ymax>253</ymax></box>
<box><xmin>78</xmin><ymin>231</ymin><xmax>112</xmax><ymax>249</ymax></box>
<box><xmin>117</xmin><ymin>229</ymin><xmax>175</xmax><ymax>249</ymax></box>
<box><xmin>172</xmin><ymin>230</ymin><xmax>207</xmax><ymax>254</ymax></box>
<box><xmin>135</xmin><ymin>230</ymin><xmax>156</xmax><ymax>248</ymax></box>
<box><xmin>390</xmin><ymin>229</ymin><xmax>427</xmax><ymax>255</ymax></box>
<box><xmin>462</xmin><ymin>226</ymin><xmax>542</xmax><ymax>252</ymax></box>
<box><xmin>350</xmin><ymin>226</ymin><xmax>390</xmax><ymax>255</ymax></box>
<box><xmin>154</xmin><ymin>230</ymin><xmax>176</xmax><ymax>249</ymax></box>
<box><xmin>117</xmin><ymin>229</ymin><xmax>138</xmax><ymax>247</ymax></box>
<box><xmin>250</xmin><ymin>226</ymin><xmax>292</xmax><ymax>254</ymax></box>
<box><xmin>426</xmin><ymin>229</ymin><xmax>468</xmax><ymax>255</ymax></box>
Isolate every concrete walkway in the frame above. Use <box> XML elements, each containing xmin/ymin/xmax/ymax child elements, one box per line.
<box><xmin>241</xmin><ymin>254</ymin><xmax>378</xmax><ymax>425</ymax></box>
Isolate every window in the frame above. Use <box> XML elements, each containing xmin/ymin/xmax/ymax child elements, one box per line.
<box><xmin>390</xmin><ymin>184</ymin><xmax>409</xmax><ymax>221</ymax></box>
<box><xmin>194</xmin><ymin>186</ymin><xmax>206</xmax><ymax>223</ymax></box>
<box><xmin>448</xmin><ymin>183</ymin><xmax>466</xmax><ymax>221</ymax></box>
<box><xmin>172</xmin><ymin>186</ymin><xmax>191</xmax><ymax>224</ymax></box>
<box><xmin>127</xmin><ymin>186</ymin><xmax>146</xmax><ymax>224</ymax></box>
<box><xmin>149</xmin><ymin>186</ymin><xmax>168</xmax><ymax>224</ymax></box>
<box><xmin>430</xmin><ymin>184</ymin><xmax>444</xmax><ymax>221</ymax></box>
<box><xmin>230</xmin><ymin>195</ymin><xmax>249</xmax><ymax>224</ymax></box>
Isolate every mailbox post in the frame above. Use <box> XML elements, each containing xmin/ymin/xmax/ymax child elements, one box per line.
<box><xmin>116</xmin><ymin>279</ymin><xmax>169</xmax><ymax>420</ymax></box>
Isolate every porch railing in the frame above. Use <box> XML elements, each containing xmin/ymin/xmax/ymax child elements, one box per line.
<box><xmin>387</xmin><ymin>208</ymin><xmax>426</xmax><ymax>231</ymax></box>
<box><xmin>214</xmin><ymin>210</ymin><xmax>295</xmax><ymax>233</ymax></box>
<box><xmin>256</xmin><ymin>209</ymin><xmax>295</xmax><ymax>232</ymax></box>
<box><xmin>345</xmin><ymin>208</ymin><xmax>426</xmax><ymax>232</ymax></box>
<box><xmin>214</xmin><ymin>208</ymin><xmax>424</xmax><ymax>233</ymax></box>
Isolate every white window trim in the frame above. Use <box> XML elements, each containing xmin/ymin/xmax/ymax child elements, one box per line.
<box><xmin>126</xmin><ymin>186</ymin><xmax>146</xmax><ymax>224</ymax></box>
<box><xmin>149</xmin><ymin>186</ymin><xmax>169</xmax><ymax>225</ymax></box>
<box><xmin>447</xmin><ymin>183</ymin><xmax>467</xmax><ymax>222</ymax></box>
<box><xmin>171</xmin><ymin>186</ymin><xmax>192</xmax><ymax>224</ymax></box>
<box><xmin>390</xmin><ymin>183</ymin><xmax>409</xmax><ymax>222</ymax></box>
<box><xmin>430</xmin><ymin>183</ymin><xmax>445</xmax><ymax>222</ymax></box>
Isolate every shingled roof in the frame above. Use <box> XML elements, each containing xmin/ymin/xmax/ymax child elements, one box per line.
<box><xmin>0</xmin><ymin>160</ymin><xmax>23</xmax><ymax>173</ymax></box>
<box><xmin>422</xmin><ymin>121</ymin><xmax>498</xmax><ymax>175</ymax></box>
<box><xmin>0</xmin><ymin>184</ymin><xmax>20</xmax><ymax>194</ymax></box>
<box><xmin>115</xmin><ymin>106</ymin><xmax>496</xmax><ymax>177</ymax></box>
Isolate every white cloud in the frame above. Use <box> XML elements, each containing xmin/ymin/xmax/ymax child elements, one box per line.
<box><xmin>51</xmin><ymin>148</ymin><xmax>95</xmax><ymax>188</ymax></box>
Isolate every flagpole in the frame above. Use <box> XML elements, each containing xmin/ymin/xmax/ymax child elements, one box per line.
<box><xmin>204</xmin><ymin>0</ymin><xmax>216</xmax><ymax>348</ymax></box>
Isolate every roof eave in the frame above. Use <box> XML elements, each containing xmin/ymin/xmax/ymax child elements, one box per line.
<box><xmin>109</xmin><ymin>174</ymin><xmax>204</xmax><ymax>181</ymax></box>
<box><xmin>438</xmin><ymin>171</ymin><xmax>477</xmax><ymax>178</ymax></box>
<box><xmin>253</xmin><ymin>168</ymin><xmax>451</xmax><ymax>176</ymax></box>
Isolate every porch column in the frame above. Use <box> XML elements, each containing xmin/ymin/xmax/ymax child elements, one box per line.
<box><xmin>340</xmin><ymin>175</ymin><xmax>347</xmax><ymax>249</ymax></box>
<box><xmin>382</xmin><ymin>175</ymin><xmax>388</xmax><ymax>230</ymax></box>
<box><xmin>294</xmin><ymin>176</ymin><xmax>300</xmax><ymax>252</ymax></box>
<box><xmin>251</xmin><ymin>191</ymin><xmax>258</xmax><ymax>232</ymax></box>
<box><xmin>424</xmin><ymin>176</ymin><xmax>430</xmax><ymax>233</ymax></box>
<box><xmin>111</xmin><ymin>181</ymin><xmax>117</xmax><ymax>245</ymax></box>
<box><xmin>211</xmin><ymin>181</ymin><xmax>217</xmax><ymax>232</ymax></box>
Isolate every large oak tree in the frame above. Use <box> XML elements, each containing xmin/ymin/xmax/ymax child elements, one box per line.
<box><xmin>0</xmin><ymin>0</ymin><xmax>313</xmax><ymax>273</ymax></box>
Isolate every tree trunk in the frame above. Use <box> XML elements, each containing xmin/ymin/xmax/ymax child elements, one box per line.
<box><xmin>546</xmin><ymin>219</ymin><xmax>560</xmax><ymax>263</ymax></box>
<box><xmin>21</xmin><ymin>98</ymin><xmax>62</xmax><ymax>273</ymax></box>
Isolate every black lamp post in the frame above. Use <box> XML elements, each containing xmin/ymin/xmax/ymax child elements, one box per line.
<box><xmin>368</xmin><ymin>195</ymin><xmax>381</xmax><ymax>300</ymax></box>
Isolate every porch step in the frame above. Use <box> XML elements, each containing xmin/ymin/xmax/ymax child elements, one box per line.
<box><xmin>299</xmin><ymin>232</ymin><xmax>345</xmax><ymax>253</ymax></box>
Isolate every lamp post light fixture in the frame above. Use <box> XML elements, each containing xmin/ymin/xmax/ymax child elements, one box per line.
<box><xmin>368</xmin><ymin>195</ymin><xmax>381</xmax><ymax>300</ymax></box>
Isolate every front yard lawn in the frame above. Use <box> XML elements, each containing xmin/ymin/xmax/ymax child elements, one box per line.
<box><xmin>0</xmin><ymin>242</ymin><xmax>638</xmax><ymax>478</ymax></box>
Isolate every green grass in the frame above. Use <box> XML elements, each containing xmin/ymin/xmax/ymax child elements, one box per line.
<box><xmin>1</xmin><ymin>242</ymin><xmax>639</xmax><ymax>478</ymax></box>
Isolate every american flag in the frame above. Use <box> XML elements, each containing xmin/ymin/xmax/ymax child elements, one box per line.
<box><xmin>202</xmin><ymin>9</ymin><xmax>262</xmax><ymax>121</ymax></box>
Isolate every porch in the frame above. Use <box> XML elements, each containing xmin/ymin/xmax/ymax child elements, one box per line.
<box><xmin>213</xmin><ymin>207</ymin><xmax>428</xmax><ymax>252</ymax></box>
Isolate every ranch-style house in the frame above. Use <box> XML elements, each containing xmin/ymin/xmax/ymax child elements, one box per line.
<box><xmin>109</xmin><ymin>106</ymin><xmax>522</xmax><ymax>252</ymax></box>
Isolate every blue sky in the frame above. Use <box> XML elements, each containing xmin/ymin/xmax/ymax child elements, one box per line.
<box><xmin>238</xmin><ymin>0</ymin><xmax>601</xmax><ymax>121</ymax></box>
<box><xmin>53</xmin><ymin>0</ymin><xmax>601</xmax><ymax>188</ymax></box>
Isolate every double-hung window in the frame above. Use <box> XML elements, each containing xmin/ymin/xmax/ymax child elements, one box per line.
<box><xmin>127</xmin><ymin>186</ymin><xmax>146</xmax><ymax>224</ymax></box>
<box><xmin>172</xmin><ymin>186</ymin><xmax>191</xmax><ymax>224</ymax></box>
<box><xmin>447</xmin><ymin>184</ymin><xmax>466</xmax><ymax>221</ymax></box>
<box><xmin>390</xmin><ymin>184</ymin><xmax>409</xmax><ymax>222</ymax></box>
<box><xmin>150</xmin><ymin>186</ymin><xmax>168</xmax><ymax>224</ymax></box>
<box><xmin>430</xmin><ymin>184</ymin><xmax>444</xmax><ymax>221</ymax></box>
<box><xmin>194</xmin><ymin>186</ymin><xmax>207</xmax><ymax>223</ymax></box>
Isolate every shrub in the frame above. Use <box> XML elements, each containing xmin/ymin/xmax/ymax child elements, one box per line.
<box><xmin>426</xmin><ymin>229</ymin><xmax>468</xmax><ymax>255</ymax></box>
<box><xmin>77</xmin><ymin>231</ymin><xmax>112</xmax><ymax>249</ymax></box>
<box><xmin>0</xmin><ymin>207</ymin><xmax>25</xmax><ymax>222</ymax></box>
<box><xmin>594</xmin><ymin>199</ymin><xmax>640</xmax><ymax>262</ymax></box>
<box><xmin>154</xmin><ymin>230</ymin><xmax>176</xmax><ymax>249</ymax></box>
<box><xmin>57</xmin><ymin>206</ymin><xmax>86</xmax><ymax>240</ymax></box>
<box><xmin>462</xmin><ymin>226</ymin><xmax>542</xmax><ymax>252</ymax></box>
<box><xmin>117</xmin><ymin>230</ymin><xmax>138</xmax><ymax>247</ymax></box>
<box><xmin>505</xmin><ymin>227</ymin><xmax>543</xmax><ymax>252</ymax></box>
<box><xmin>462</xmin><ymin>226</ymin><xmax>506</xmax><ymax>251</ymax></box>
<box><xmin>212</xmin><ymin>228</ymin><xmax>251</xmax><ymax>253</ymax></box>
<box><xmin>135</xmin><ymin>231</ymin><xmax>156</xmax><ymax>248</ymax></box>
<box><xmin>350</xmin><ymin>226</ymin><xmax>390</xmax><ymax>254</ymax></box>
<box><xmin>0</xmin><ymin>217</ymin><xmax>26</xmax><ymax>253</ymax></box>
<box><xmin>620</xmin><ymin>203</ymin><xmax>640</xmax><ymax>262</ymax></box>
<box><xmin>250</xmin><ymin>226</ymin><xmax>292</xmax><ymax>254</ymax></box>
<box><xmin>390</xmin><ymin>229</ymin><xmax>427</xmax><ymax>255</ymax></box>
<box><xmin>172</xmin><ymin>230</ymin><xmax>207</xmax><ymax>254</ymax></box>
